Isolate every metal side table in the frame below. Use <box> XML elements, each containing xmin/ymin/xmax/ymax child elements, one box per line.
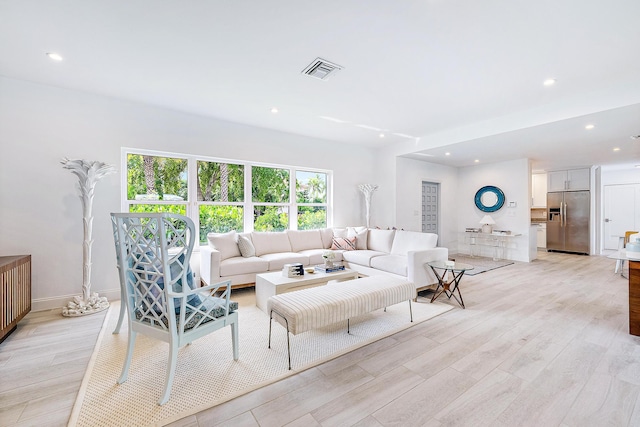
<box><xmin>426</xmin><ymin>260</ymin><xmax>474</xmax><ymax>309</ymax></box>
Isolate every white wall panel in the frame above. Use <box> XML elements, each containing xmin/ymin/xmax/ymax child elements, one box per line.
<box><xmin>0</xmin><ymin>77</ymin><xmax>375</xmax><ymax>308</ymax></box>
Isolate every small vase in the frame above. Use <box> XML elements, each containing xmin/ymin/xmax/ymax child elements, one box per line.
<box><xmin>324</xmin><ymin>259</ymin><xmax>333</xmax><ymax>268</ymax></box>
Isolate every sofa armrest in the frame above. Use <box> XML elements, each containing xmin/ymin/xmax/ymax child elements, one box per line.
<box><xmin>407</xmin><ymin>247</ymin><xmax>449</xmax><ymax>289</ymax></box>
<box><xmin>200</xmin><ymin>245</ymin><xmax>222</xmax><ymax>286</ymax></box>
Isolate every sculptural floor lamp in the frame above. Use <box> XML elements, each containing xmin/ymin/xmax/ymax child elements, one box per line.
<box><xmin>61</xmin><ymin>158</ymin><xmax>116</xmax><ymax>317</ymax></box>
<box><xmin>358</xmin><ymin>184</ymin><xmax>378</xmax><ymax>228</ymax></box>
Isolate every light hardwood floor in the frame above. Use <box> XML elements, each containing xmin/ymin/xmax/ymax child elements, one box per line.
<box><xmin>2</xmin><ymin>251</ymin><xmax>639</xmax><ymax>426</ymax></box>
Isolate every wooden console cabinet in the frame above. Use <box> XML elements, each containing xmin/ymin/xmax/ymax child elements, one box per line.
<box><xmin>0</xmin><ymin>255</ymin><xmax>31</xmax><ymax>343</ymax></box>
<box><xmin>629</xmin><ymin>261</ymin><xmax>640</xmax><ymax>336</ymax></box>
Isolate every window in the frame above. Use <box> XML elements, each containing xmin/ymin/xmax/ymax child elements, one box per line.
<box><xmin>126</xmin><ymin>153</ymin><xmax>188</xmax><ymax>215</ymax></box>
<box><xmin>252</xmin><ymin>166</ymin><xmax>290</xmax><ymax>232</ymax></box>
<box><xmin>296</xmin><ymin>171</ymin><xmax>327</xmax><ymax>229</ymax></box>
<box><xmin>197</xmin><ymin>161</ymin><xmax>244</xmax><ymax>237</ymax></box>
<box><xmin>122</xmin><ymin>148</ymin><xmax>332</xmax><ymax>244</ymax></box>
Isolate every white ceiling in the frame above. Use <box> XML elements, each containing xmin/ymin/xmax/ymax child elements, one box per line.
<box><xmin>1</xmin><ymin>1</ymin><xmax>639</xmax><ymax>171</ymax></box>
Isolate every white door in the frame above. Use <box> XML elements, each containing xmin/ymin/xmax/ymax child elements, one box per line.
<box><xmin>603</xmin><ymin>184</ymin><xmax>637</xmax><ymax>250</ymax></box>
<box><xmin>422</xmin><ymin>181</ymin><xmax>439</xmax><ymax>234</ymax></box>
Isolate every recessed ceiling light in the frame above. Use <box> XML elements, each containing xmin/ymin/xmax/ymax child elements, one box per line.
<box><xmin>613</xmin><ymin>147</ymin><xmax>621</xmax><ymax>152</ymax></box>
<box><xmin>270</xmin><ymin>107</ymin><xmax>278</xmax><ymax>114</ymax></box>
<box><xmin>474</xmin><ymin>159</ymin><xmax>480</xmax><ymax>163</ymax></box>
<box><xmin>631</xmin><ymin>135</ymin><xmax>640</xmax><ymax>140</ymax></box>
<box><xmin>445</xmin><ymin>152</ymin><xmax>451</xmax><ymax>156</ymax></box>
<box><xmin>379</xmin><ymin>133</ymin><xmax>385</xmax><ymax>138</ymax></box>
<box><xmin>585</xmin><ymin>124</ymin><xmax>595</xmax><ymax>130</ymax></box>
<box><xmin>46</xmin><ymin>52</ymin><xmax>63</xmax><ymax>61</ymax></box>
<box><xmin>543</xmin><ymin>78</ymin><xmax>556</xmax><ymax>86</ymax></box>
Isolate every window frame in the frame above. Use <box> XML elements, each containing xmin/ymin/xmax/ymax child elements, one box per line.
<box><xmin>121</xmin><ymin>147</ymin><xmax>333</xmax><ymax>244</ymax></box>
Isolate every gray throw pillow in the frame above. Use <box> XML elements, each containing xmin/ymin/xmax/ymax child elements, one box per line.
<box><xmin>237</xmin><ymin>235</ymin><xmax>256</xmax><ymax>257</ymax></box>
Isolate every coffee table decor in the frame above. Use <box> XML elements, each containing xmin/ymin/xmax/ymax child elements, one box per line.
<box><xmin>314</xmin><ymin>263</ymin><xmax>346</xmax><ymax>273</ymax></box>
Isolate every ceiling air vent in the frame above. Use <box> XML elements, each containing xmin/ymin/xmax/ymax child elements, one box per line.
<box><xmin>302</xmin><ymin>58</ymin><xmax>344</xmax><ymax>81</ymax></box>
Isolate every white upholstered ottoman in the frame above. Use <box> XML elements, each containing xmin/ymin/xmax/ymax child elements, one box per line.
<box><xmin>267</xmin><ymin>275</ymin><xmax>416</xmax><ymax>369</ymax></box>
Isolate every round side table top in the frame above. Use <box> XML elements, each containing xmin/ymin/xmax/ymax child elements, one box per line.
<box><xmin>427</xmin><ymin>260</ymin><xmax>474</xmax><ymax>272</ymax></box>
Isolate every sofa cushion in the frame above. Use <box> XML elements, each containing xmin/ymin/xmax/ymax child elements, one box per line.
<box><xmin>331</xmin><ymin>236</ymin><xmax>356</xmax><ymax>251</ymax></box>
<box><xmin>237</xmin><ymin>235</ymin><xmax>256</xmax><ymax>257</ymax></box>
<box><xmin>390</xmin><ymin>230</ymin><xmax>438</xmax><ymax>255</ymax></box>
<box><xmin>370</xmin><ymin>255</ymin><xmax>408</xmax><ymax>276</ymax></box>
<box><xmin>319</xmin><ymin>228</ymin><xmax>334</xmax><ymax>249</ymax></box>
<box><xmin>348</xmin><ymin>227</ymin><xmax>368</xmax><ymax>250</ymax></box>
<box><xmin>219</xmin><ymin>256</ymin><xmax>269</xmax><ymax>276</ymax></box>
<box><xmin>207</xmin><ymin>231</ymin><xmax>241</xmax><ymax>260</ymax></box>
<box><xmin>260</xmin><ymin>252</ymin><xmax>309</xmax><ymax>270</ymax></box>
<box><xmin>287</xmin><ymin>229</ymin><xmax>323</xmax><ymax>252</ymax></box>
<box><xmin>251</xmin><ymin>231</ymin><xmax>292</xmax><ymax>256</ymax></box>
<box><xmin>298</xmin><ymin>248</ymin><xmax>343</xmax><ymax>265</ymax></box>
<box><xmin>343</xmin><ymin>250</ymin><xmax>386</xmax><ymax>267</ymax></box>
<box><xmin>367</xmin><ymin>229</ymin><xmax>396</xmax><ymax>253</ymax></box>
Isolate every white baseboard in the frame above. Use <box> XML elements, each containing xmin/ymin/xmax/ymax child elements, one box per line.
<box><xmin>31</xmin><ymin>288</ymin><xmax>121</xmax><ymax>312</ymax></box>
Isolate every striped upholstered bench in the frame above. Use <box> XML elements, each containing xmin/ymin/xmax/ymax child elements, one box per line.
<box><xmin>267</xmin><ymin>275</ymin><xmax>416</xmax><ymax>369</ymax></box>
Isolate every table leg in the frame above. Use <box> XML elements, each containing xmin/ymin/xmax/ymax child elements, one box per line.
<box><xmin>429</xmin><ymin>267</ymin><xmax>447</xmax><ymax>303</ymax></box>
<box><xmin>447</xmin><ymin>270</ymin><xmax>466</xmax><ymax>309</ymax></box>
<box><xmin>429</xmin><ymin>267</ymin><xmax>466</xmax><ymax>309</ymax></box>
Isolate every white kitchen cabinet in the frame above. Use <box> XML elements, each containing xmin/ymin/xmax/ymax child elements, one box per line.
<box><xmin>536</xmin><ymin>223</ymin><xmax>547</xmax><ymax>248</ymax></box>
<box><xmin>547</xmin><ymin>168</ymin><xmax>590</xmax><ymax>191</ymax></box>
<box><xmin>567</xmin><ymin>168</ymin><xmax>590</xmax><ymax>190</ymax></box>
<box><xmin>532</xmin><ymin>173</ymin><xmax>547</xmax><ymax>207</ymax></box>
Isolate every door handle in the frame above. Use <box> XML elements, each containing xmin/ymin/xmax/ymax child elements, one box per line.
<box><xmin>604</xmin><ymin>218</ymin><xmax>611</xmax><ymax>223</ymax></box>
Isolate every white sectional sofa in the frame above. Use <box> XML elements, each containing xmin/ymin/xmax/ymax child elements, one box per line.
<box><xmin>200</xmin><ymin>227</ymin><xmax>448</xmax><ymax>292</ymax></box>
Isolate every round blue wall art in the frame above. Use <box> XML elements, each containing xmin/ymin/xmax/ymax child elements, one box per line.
<box><xmin>475</xmin><ymin>185</ymin><xmax>505</xmax><ymax>212</ymax></box>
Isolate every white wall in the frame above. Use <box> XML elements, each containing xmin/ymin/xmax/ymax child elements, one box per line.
<box><xmin>601</xmin><ymin>168</ymin><xmax>640</xmax><ymax>186</ymax></box>
<box><xmin>394</xmin><ymin>157</ymin><xmax>459</xmax><ymax>249</ymax></box>
<box><xmin>0</xmin><ymin>77</ymin><xmax>376</xmax><ymax>310</ymax></box>
<box><xmin>457</xmin><ymin>158</ymin><xmax>532</xmax><ymax>262</ymax></box>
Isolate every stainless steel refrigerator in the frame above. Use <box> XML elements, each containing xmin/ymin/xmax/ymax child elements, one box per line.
<box><xmin>547</xmin><ymin>190</ymin><xmax>590</xmax><ymax>254</ymax></box>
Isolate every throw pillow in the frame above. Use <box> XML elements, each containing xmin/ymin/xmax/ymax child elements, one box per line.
<box><xmin>207</xmin><ymin>231</ymin><xmax>241</xmax><ymax>260</ymax></box>
<box><xmin>348</xmin><ymin>227</ymin><xmax>368</xmax><ymax>250</ymax></box>
<box><xmin>237</xmin><ymin>235</ymin><xmax>256</xmax><ymax>257</ymax></box>
<box><xmin>333</xmin><ymin>228</ymin><xmax>348</xmax><ymax>238</ymax></box>
<box><xmin>331</xmin><ymin>236</ymin><xmax>356</xmax><ymax>251</ymax></box>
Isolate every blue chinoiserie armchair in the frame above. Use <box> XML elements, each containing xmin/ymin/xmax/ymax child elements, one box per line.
<box><xmin>111</xmin><ymin>213</ymin><xmax>239</xmax><ymax>405</ymax></box>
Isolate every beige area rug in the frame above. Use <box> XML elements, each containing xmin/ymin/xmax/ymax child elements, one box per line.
<box><xmin>69</xmin><ymin>296</ymin><xmax>453</xmax><ymax>427</ymax></box>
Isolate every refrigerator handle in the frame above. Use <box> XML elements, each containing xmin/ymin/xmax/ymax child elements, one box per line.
<box><xmin>563</xmin><ymin>202</ymin><xmax>567</xmax><ymax>227</ymax></box>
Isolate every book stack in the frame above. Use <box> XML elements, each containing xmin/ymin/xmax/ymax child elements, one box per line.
<box><xmin>282</xmin><ymin>263</ymin><xmax>304</xmax><ymax>278</ymax></box>
<box><xmin>492</xmin><ymin>230</ymin><xmax>511</xmax><ymax>235</ymax></box>
<box><xmin>314</xmin><ymin>264</ymin><xmax>346</xmax><ymax>273</ymax></box>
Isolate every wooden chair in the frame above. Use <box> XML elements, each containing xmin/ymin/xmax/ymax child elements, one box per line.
<box><xmin>111</xmin><ymin>212</ymin><xmax>239</xmax><ymax>405</ymax></box>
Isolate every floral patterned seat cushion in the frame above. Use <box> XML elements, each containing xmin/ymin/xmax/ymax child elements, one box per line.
<box><xmin>135</xmin><ymin>297</ymin><xmax>238</xmax><ymax>330</ymax></box>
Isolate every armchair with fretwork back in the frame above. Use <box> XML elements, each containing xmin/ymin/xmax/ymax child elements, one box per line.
<box><xmin>111</xmin><ymin>212</ymin><xmax>239</xmax><ymax>405</ymax></box>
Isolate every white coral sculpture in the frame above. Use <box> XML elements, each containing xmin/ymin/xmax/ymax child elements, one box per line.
<box><xmin>61</xmin><ymin>158</ymin><xmax>116</xmax><ymax>317</ymax></box>
<box><xmin>358</xmin><ymin>184</ymin><xmax>379</xmax><ymax>228</ymax></box>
